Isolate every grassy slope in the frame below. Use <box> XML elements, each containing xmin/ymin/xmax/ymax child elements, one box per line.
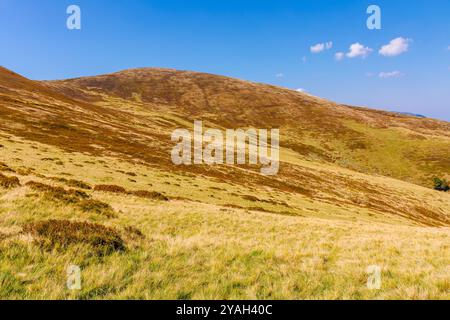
<box><xmin>0</xmin><ymin>67</ymin><xmax>449</xmax><ymax>299</ymax></box>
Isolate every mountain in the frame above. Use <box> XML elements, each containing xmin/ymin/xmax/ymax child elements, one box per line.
<box><xmin>397</xmin><ymin>112</ymin><xmax>427</xmax><ymax>118</ymax></box>
<box><xmin>0</xmin><ymin>66</ymin><xmax>449</xmax><ymax>299</ymax></box>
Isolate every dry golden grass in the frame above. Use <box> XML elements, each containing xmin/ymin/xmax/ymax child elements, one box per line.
<box><xmin>0</xmin><ymin>137</ymin><xmax>448</xmax><ymax>300</ymax></box>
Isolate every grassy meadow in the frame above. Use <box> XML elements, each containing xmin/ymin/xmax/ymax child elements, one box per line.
<box><xmin>0</xmin><ymin>134</ymin><xmax>449</xmax><ymax>300</ymax></box>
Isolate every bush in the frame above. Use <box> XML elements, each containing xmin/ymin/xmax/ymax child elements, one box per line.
<box><xmin>124</xmin><ymin>226</ymin><xmax>145</xmax><ymax>239</ymax></box>
<box><xmin>0</xmin><ymin>162</ymin><xmax>15</xmax><ymax>173</ymax></box>
<box><xmin>78</xmin><ymin>199</ymin><xmax>116</xmax><ymax>218</ymax></box>
<box><xmin>26</xmin><ymin>181</ymin><xmax>115</xmax><ymax>217</ymax></box>
<box><xmin>26</xmin><ymin>181</ymin><xmax>89</xmax><ymax>203</ymax></box>
<box><xmin>49</xmin><ymin>177</ymin><xmax>92</xmax><ymax>190</ymax></box>
<box><xmin>433</xmin><ymin>178</ymin><xmax>449</xmax><ymax>192</ymax></box>
<box><xmin>66</xmin><ymin>179</ymin><xmax>92</xmax><ymax>190</ymax></box>
<box><xmin>132</xmin><ymin>190</ymin><xmax>169</xmax><ymax>201</ymax></box>
<box><xmin>0</xmin><ymin>173</ymin><xmax>21</xmax><ymax>189</ymax></box>
<box><xmin>23</xmin><ymin>220</ymin><xmax>125</xmax><ymax>254</ymax></box>
<box><xmin>94</xmin><ymin>185</ymin><xmax>127</xmax><ymax>194</ymax></box>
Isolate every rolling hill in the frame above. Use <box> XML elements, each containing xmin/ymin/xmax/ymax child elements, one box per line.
<box><xmin>0</xmin><ymin>66</ymin><xmax>449</xmax><ymax>299</ymax></box>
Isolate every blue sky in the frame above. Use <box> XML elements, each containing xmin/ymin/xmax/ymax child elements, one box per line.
<box><xmin>0</xmin><ymin>0</ymin><xmax>449</xmax><ymax>120</ymax></box>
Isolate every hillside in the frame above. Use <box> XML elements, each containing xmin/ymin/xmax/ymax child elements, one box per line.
<box><xmin>0</xmin><ymin>66</ymin><xmax>449</xmax><ymax>299</ymax></box>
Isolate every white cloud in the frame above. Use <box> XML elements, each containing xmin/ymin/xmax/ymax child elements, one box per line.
<box><xmin>310</xmin><ymin>43</ymin><xmax>325</xmax><ymax>53</ymax></box>
<box><xmin>366</xmin><ymin>72</ymin><xmax>374</xmax><ymax>77</ymax></box>
<box><xmin>379</xmin><ymin>37</ymin><xmax>412</xmax><ymax>57</ymax></box>
<box><xmin>310</xmin><ymin>41</ymin><xmax>333</xmax><ymax>53</ymax></box>
<box><xmin>275</xmin><ymin>73</ymin><xmax>284</xmax><ymax>78</ymax></box>
<box><xmin>295</xmin><ymin>88</ymin><xmax>306</xmax><ymax>93</ymax></box>
<box><xmin>379</xmin><ymin>71</ymin><xmax>404</xmax><ymax>78</ymax></box>
<box><xmin>335</xmin><ymin>52</ymin><xmax>345</xmax><ymax>61</ymax></box>
<box><xmin>346</xmin><ymin>43</ymin><xmax>373</xmax><ymax>58</ymax></box>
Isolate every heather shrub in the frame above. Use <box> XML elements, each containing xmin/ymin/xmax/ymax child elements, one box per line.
<box><xmin>0</xmin><ymin>173</ymin><xmax>21</xmax><ymax>189</ymax></box>
<box><xmin>23</xmin><ymin>220</ymin><xmax>125</xmax><ymax>254</ymax></box>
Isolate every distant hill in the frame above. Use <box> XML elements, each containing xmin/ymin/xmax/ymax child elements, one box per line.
<box><xmin>397</xmin><ymin>112</ymin><xmax>427</xmax><ymax>118</ymax></box>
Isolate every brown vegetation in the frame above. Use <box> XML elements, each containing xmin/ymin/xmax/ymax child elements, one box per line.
<box><xmin>26</xmin><ymin>181</ymin><xmax>114</xmax><ymax>217</ymax></box>
<box><xmin>94</xmin><ymin>184</ymin><xmax>127</xmax><ymax>194</ymax></box>
<box><xmin>0</xmin><ymin>173</ymin><xmax>21</xmax><ymax>189</ymax></box>
<box><xmin>131</xmin><ymin>190</ymin><xmax>169</xmax><ymax>201</ymax></box>
<box><xmin>23</xmin><ymin>220</ymin><xmax>125</xmax><ymax>254</ymax></box>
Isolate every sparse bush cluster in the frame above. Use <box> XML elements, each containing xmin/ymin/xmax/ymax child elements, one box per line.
<box><xmin>94</xmin><ymin>184</ymin><xmax>169</xmax><ymax>201</ymax></box>
<box><xmin>23</xmin><ymin>220</ymin><xmax>125</xmax><ymax>254</ymax></box>
<box><xmin>94</xmin><ymin>184</ymin><xmax>127</xmax><ymax>194</ymax></box>
<box><xmin>0</xmin><ymin>162</ymin><xmax>15</xmax><ymax>173</ymax></box>
<box><xmin>0</xmin><ymin>173</ymin><xmax>21</xmax><ymax>189</ymax></box>
<box><xmin>124</xmin><ymin>226</ymin><xmax>145</xmax><ymax>239</ymax></box>
<box><xmin>131</xmin><ymin>190</ymin><xmax>169</xmax><ymax>201</ymax></box>
<box><xmin>50</xmin><ymin>177</ymin><xmax>92</xmax><ymax>190</ymax></box>
<box><xmin>433</xmin><ymin>178</ymin><xmax>449</xmax><ymax>192</ymax></box>
<box><xmin>78</xmin><ymin>199</ymin><xmax>116</xmax><ymax>218</ymax></box>
<box><xmin>25</xmin><ymin>181</ymin><xmax>115</xmax><ymax>217</ymax></box>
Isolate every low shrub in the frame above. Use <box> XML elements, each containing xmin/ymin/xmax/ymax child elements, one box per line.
<box><xmin>66</xmin><ymin>179</ymin><xmax>92</xmax><ymax>190</ymax></box>
<box><xmin>94</xmin><ymin>185</ymin><xmax>127</xmax><ymax>194</ymax></box>
<box><xmin>15</xmin><ymin>167</ymin><xmax>34</xmax><ymax>176</ymax></box>
<box><xmin>26</xmin><ymin>181</ymin><xmax>89</xmax><ymax>204</ymax></box>
<box><xmin>23</xmin><ymin>220</ymin><xmax>125</xmax><ymax>254</ymax></box>
<box><xmin>124</xmin><ymin>226</ymin><xmax>145</xmax><ymax>239</ymax></box>
<box><xmin>26</xmin><ymin>181</ymin><xmax>114</xmax><ymax>217</ymax></box>
<box><xmin>242</xmin><ymin>195</ymin><xmax>260</xmax><ymax>202</ymax></box>
<box><xmin>0</xmin><ymin>173</ymin><xmax>21</xmax><ymax>189</ymax></box>
<box><xmin>132</xmin><ymin>190</ymin><xmax>169</xmax><ymax>201</ymax></box>
<box><xmin>433</xmin><ymin>178</ymin><xmax>449</xmax><ymax>192</ymax></box>
<box><xmin>126</xmin><ymin>172</ymin><xmax>137</xmax><ymax>177</ymax></box>
<box><xmin>0</xmin><ymin>162</ymin><xmax>15</xmax><ymax>173</ymax></box>
<box><xmin>78</xmin><ymin>199</ymin><xmax>116</xmax><ymax>218</ymax></box>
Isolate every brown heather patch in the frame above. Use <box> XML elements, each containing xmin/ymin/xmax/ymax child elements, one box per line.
<box><xmin>94</xmin><ymin>184</ymin><xmax>127</xmax><ymax>194</ymax></box>
<box><xmin>0</xmin><ymin>162</ymin><xmax>15</xmax><ymax>173</ymax></box>
<box><xmin>65</xmin><ymin>179</ymin><xmax>92</xmax><ymax>190</ymax></box>
<box><xmin>0</xmin><ymin>173</ymin><xmax>21</xmax><ymax>189</ymax></box>
<box><xmin>49</xmin><ymin>176</ymin><xmax>91</xmax><ymax>190</ymax></box>
<box><xmin>15</xmin><ymin>167</ymin><xmax>35</xmax><ymax>176</ymax></box>
<box><xmin>22</xmin><ymin>220</ymin><xmax>125</xmax><ymax>254</ymax></box>
<box><xmin>25</xmin><ymin>181</ymin><xmax>115</xmax><ymax>217</ymax></box>
<box><xmin>94</xmin><ymin>184</ymin><xmax>169</xmax><ymax>201</ymax></box>
<box><xmin>25</xmin><ymin>181</ymin><xmax>89</xmax><ymax>202</ymax></box>
<box><xmin>131</xmin><ymin>190</ymin><xmax>169</xmax><ymax>201</ymax></box>
<box><xmin>78</xmin><ymin>199</ymin><xmax>116</xmax><ymax>218</ymax></box>
<box><xmin>124</xmin><ymin>226</ymin><xmax>145</xmax><ymax>239</ymax></box>
<box><xmin>242</xmin><ymin>195</ymin><xmax>260</xmax><ymax>202</ymax></box>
